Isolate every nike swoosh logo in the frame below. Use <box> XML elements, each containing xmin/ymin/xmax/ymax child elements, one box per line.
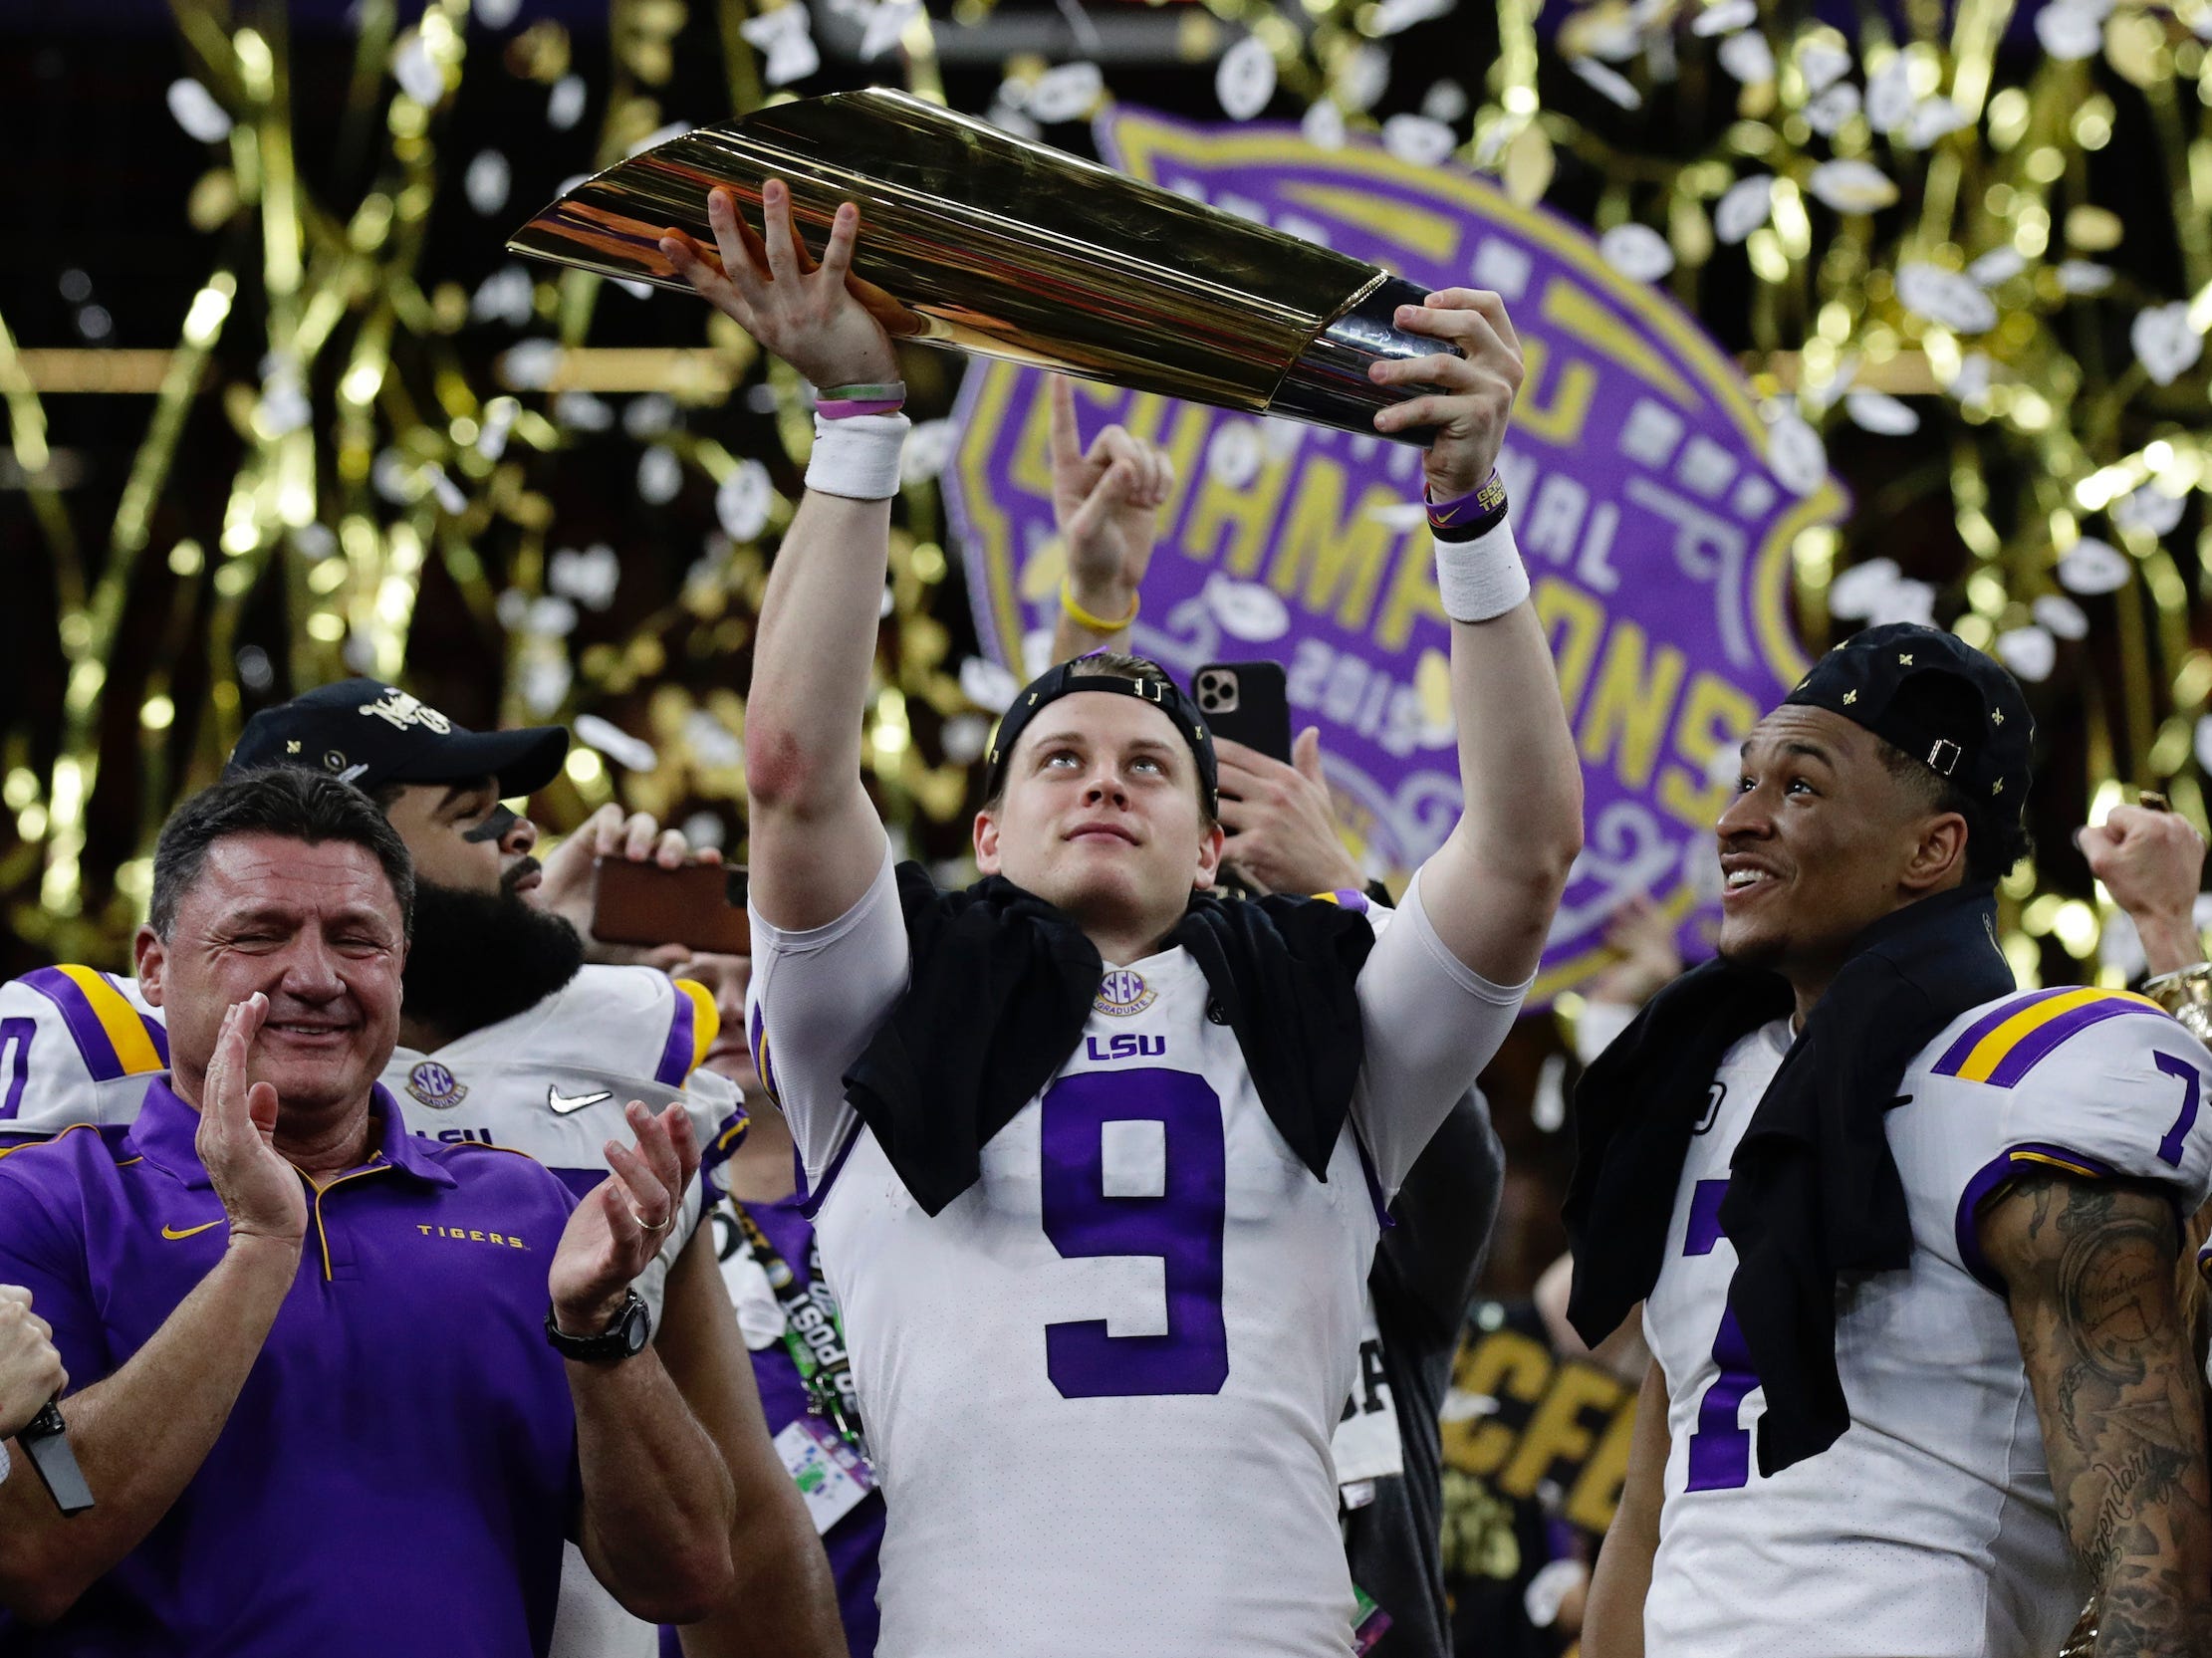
<box><xmin>549</xmin><ymin>1087</ymin><xmax>615</xmax><ymax>1116</ymax></box>
<box><xmin>161</xmin><ymin>1220</ymin><xmax>223</xmax><ymax>1241</ymax></box>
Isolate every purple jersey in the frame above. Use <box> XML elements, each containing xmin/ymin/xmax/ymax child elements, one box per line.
<box><xmin>0</xmin><ymin>1077</ymin><xmax>583</xmax><ymax>1657</ymax></box>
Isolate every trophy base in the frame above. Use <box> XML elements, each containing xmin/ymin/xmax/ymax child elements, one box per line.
<box><xmin>1268</xmin><ymin>276</ymin><xmax>1455</xmax><ymax>445</ymax></box>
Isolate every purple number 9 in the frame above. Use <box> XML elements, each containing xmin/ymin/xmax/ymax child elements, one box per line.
<box><xmin>0</xmin><ymin>1019</ymin><xmax>32</xmax><ymax>1121</ymax></box>
<box><xmin>1040</xmin><ymin>1068</ymin><xmax>1229</xmax><ymax>1398</ymax></box>
<box><xmin>1682</xmin><ymin>1178</ymin><xmax>1758</xmax><ymax>1492</ymax></box>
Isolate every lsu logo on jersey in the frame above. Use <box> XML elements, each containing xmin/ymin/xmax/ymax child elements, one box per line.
<box><xmin>1085</xmin><ymin>1033</ymin><xmax>1168</xmax><ymax>1063</ymax></box>
<box><xmin>405</xmin><ymin>1060</ymin><xmax>469</xmax><ymax>1109</ymax></box>
<box><xmin>1094</xmin><ymin>970</ymin><xmax>1157</xmax><ymax>1018</ymax></box>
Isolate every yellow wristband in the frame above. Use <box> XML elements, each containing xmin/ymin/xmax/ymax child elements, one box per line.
<box><xmin>1061</xmin><ymin>578</ymin><xmax>1139</xmax><ymax>633</ymax></box>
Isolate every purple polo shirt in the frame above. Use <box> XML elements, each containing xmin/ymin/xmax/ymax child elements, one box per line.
<box><xmin>0</xmin><ymin>1076</ymin><xmax>582</xmax><ymax>1657</ymax></box>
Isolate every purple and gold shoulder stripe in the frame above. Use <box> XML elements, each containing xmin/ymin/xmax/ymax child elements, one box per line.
<box><xmin>1308</xmin><ymin>889</ymin><xmax>1371</xmax><ymax>913</ymax></box>
<box><xmin>20</xmin><ymin>966</ymin><xmax>168</xmax><ymax>1081</ymax></box>
<box><xmin>660</xmin><ymin>978</ymin><xmax>720</xmax><ymax>1086</ymax></box>
<box><xmin>1932</xmin><ymin>987</ymin><xmax>2170</xmax><ymax>1089</ymax></box>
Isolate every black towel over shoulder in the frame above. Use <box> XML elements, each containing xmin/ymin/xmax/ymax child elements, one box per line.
<box><xmin>842</xmin><ymin>862</ymin><xmax>1377</xmax><ymax>1216</ymax></box>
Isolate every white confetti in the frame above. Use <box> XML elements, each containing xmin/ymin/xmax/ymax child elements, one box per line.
<box><xmin>1828</xmin><ymin>557</ymin><xmax>1901</xmax><ymax>619</ymax></box>
<box><xmin>1901</xmin><ymin>97</ymin><xmax>1970</xmax><ymax>149</ymax></box>
<box><xmin>475</xmin><ymin>0</ymin><xmax>523</xmax><ymax>27</ymax></box>
<box><xmin>2131</xmin><ymin>302</ymin><xmax>2204</xmax><ymax>386</ymax></box>
<box><xmin>625</xmin><ymin>120</ymin><xmax>692</xmax><ymax>161</ymax></box>
<box><xmin>1966</xmin><ymin>246</ymin><xmax>2025</xmax><ymax>287</ymax></box>
<box><xmin>960</xmin><ymin>655</ymin><xmax>1022</xmax><ymax>715</ymax></box>
<box><xmin>2035</xmin><ymin>0</ymin><xmax>2105</xmax><ymax>62</ymax></box>
<box><xmin>496</xmin><ymin>589</ymin><xmax>531</xmax><ymax>631</ymax></box>
<box><xmin>2033</xmin><ymin>594</ymin><xmax>2089</xmax><ymax>639</ymax></box>
<box><xmin>1028</xmin><ymin>61</ymin><xmax>1105</xmax><ymax>123</ymax></box>
<box><xmin>637</xmin><ymin>445</ymin><xmax>684</xmax><ymax>506</ymax></box>
<box><xmin>1571</xmin><ymin>57</ymin><xmax>1644</xmax><ymax>110</ymax></box>
<box><xmin>940</xmin><ymin>714</ymin><xmax>991</xmax><ymax>766</ymax></box>
<box><xmin>371</xmin><ymin>449</ymin><xmax>420</xmax><ymax>505</ymax></box>
<box><xmin>1373</xmin><ymin>0</ymin><xmax>1456</xmax><ymax>34</ymax></box>
<box><xmin>1421</xmin><ymin>81</ymin><xmax>1469</xmax><ymax>123</ymax></box>
<box><xmin>425</xmin><ymin>463</ymin><xmax>468</xmax><ymax>516</ymax></box>
<box><xmin>2057</xmin><ymin>260</ymin><xmax>2114</xmax><ymax>295</ymax></box>
<box><xmin>1947</xmin><ymin>352</ymin><xmax>1993</xmax><ymax>399</ymax></box>
<box><xmin>1383</xmin><ymin>115</ymin><xmax>1458</xmax><ymax>166</ymax></box>
<box><xmin>464</xmin><ymin>149</ymin><xmax>511</xmax><ymax>216</ymax></box>
<box><xmin>1598</xmin><ymin>222</ymin><xmax>1674</xmax><ymax>282</ymax></box>
<box><xmin>574</xmin><ymin>714</ymin><xmax>658</xmax><ymax>773</ymax></box>
<box><xmin>521</xmin><ymin>656</ymin><xmax>573</xmax><ymax>717</ymax></box>
<box><xmin>291</xmin><ymin>523</ymin><xmax>338</xmax><ymax>562</ymax></box>
<box><xmin>471</xmin><ymin>265</ymin><xmax>535</xmax><ymax>328</ymax></box>
<box><xmin>1205</xmin><ymin>575</ymin><xmax>1292</xmax><ymax>642</ymax></box>
<box><xmin>2113</xmin><ymin>485</ymin><xmax>2186</xmax><ymax>537</ymax></box>
<box><xmin>166</xmin><ymin>80</ymin><xmax>233</xmax><ymax>143</ymax></box>
<box><xmin>549</xmin><ymin>544</ymin><xmax>620</xmax><ymax>610</ymax></box>
<box><xmin>1690</xmin><ymin>0</ymin><xmax>1755</xmax><ymax>37</ymax></box>
<box><xmin>2057</xmin><ymin>537</ymin><xmax>2131</xmax><ymax>594</ymax></box>
<box><xmin>683</xmin><ymin>711</ymin><xmax>745</xmax><ymax>772</ymax></box>
<box><xmin>1807</xmin><ymin>159</ymin><xmax>1897</xmax><ymax>212</ymax></box>
<box><xmin>477</xmin><ymin>399</ymin><xmax>517</xmax><ymax>460</ymax></box>
<box><xmin>739</xmin><ymin>5</ymin><xmax>821</xmax><ymax>88</ymax></box>
<box><xmin>257</xmin><ymin>369</ymin><xmax>313</xmax><ymax>438</ymax></box>
<box><xmin>554</xmin><ymin>389</ymin><xmax>614</xmax><ymax>431</ymax></box>
<box><xmin>1301</xmin><ymin>99</ymin><xmax>1348</xmax><ymax>149</ymax></box>
<box><xmin>548</xmin><ymin>75</ymin><xmax>587</xmax><ymax>130</ymax></box>
<box><xmin>1717</xmin><ymin>30</ymin><xmax>1775</xmax><ymax>85</ymax></box>
<box><xmin>1844</xmin><ymin>388</ymin><xmax>1919</xmax><ymax>435</ymax></box>
<box><xmin>1798</xmin><ymin>41</ymin><xmax>1852</xmax><ymax>93</ymax></box>
<box><xmin>1895</xmin><ymin>262</ymin><xmax>1998</xmax><ymax>334</ymax></box>
<box><xmin>1993</xmin><ymin>626</ymin><xmax>2057</xmax><ymax>684</ymax></box>
<box><xmin>623</xmin><ymin>393</ymin><xmax>679</xmax><ymax>438</ymax></box>
<box><xmin>1714</xmin><ymin>174</ymin><xmax>1775</xmax><ymax>244</ymax></box>
<box><xmin>1805</xmin><ymin>83</ymin><xmax>1860</xmax><ymax>136</ymax></box>
<box><xmin>2196</xmin><ymin>715</ymin><xmax>2212</xmax><ymax>778</ymax></box>
<box><xmin>986</xmin><ymin>102</ymin><xmax>1042</xmax><ymax>140</ymax></box>
<box><xmin>1338</xmin><ymin>44</ymin><xmax>1391</xmax><ymax>113</ymax></box>
<box><xmin>678</xmin><ymin>812</ymin><xmax>728</xmax><ymax>852</ymax></box>
<box><xmin>1864</xmin><ymin>56</ymin><xmax>1913</xmax><ymax>129</ymax></box>
<box><xmin>715</xmin><ymin>462</ymin><xmax>774</xmax><ymax>541</ymax></box>
<box><xmin>392</xmin><ymin>35</ymin><xmax>445</xmax><ymax>107</ymax></box>
<box><xmin>527</xmin><ymin>596</ymin><xmax>581</xmax><ymax>638</ymax></box>
<box><xmin>1217</xmin><ymin>36</ymin><xmax>1277</xmax><ymax>121</ymax></box>
<box><xmin>901</xmin><ymin>418</ymin><xmax>958</xmax><ymax>485</ymax></box>
<box><xmin>1765</xmin><ymin>411</ymin><xmax>1828</xmax><ymax>496</ymax></box>
<box><xmin>859</xmin><ymin>0</ymin><xmax>921</xmax><ymax>61</ymax></box>
<box><xmin>1206</xmin><ymin>421</ymin><xmax>1266</xmax><ymax>490</ymax></box>
<box><xmin>497</xmin><ymin>338</ymin><xmax>562</xmax><ymax>392</ymax></box>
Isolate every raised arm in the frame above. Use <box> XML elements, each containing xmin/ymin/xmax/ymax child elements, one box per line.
<box><xmin>0</xmin><ymin>997</ymin><xmax>305</xmax><ymax>1623</ymax></box>
<box><xmin>1980</xmin><ymin>1174</ymin><xmax>2212</xmax><ymax>1655</ymax></box>
<box><xmin>2081</xmin><ymin>803</ymin><xmax>2207</xmax><ymax>978</ymax></box>
<box><xmin>1369</xmin><ymin>291</ymin><xmax>1582</xmax><ymax>987</ymax></box>
<box><xmin>1044</xmin><ymin>375</ymin><xmax>1174</xmax><ymax>661</ymax></box>
<box><xmin>663</xmin><ymin>183</ymin><xmax>902</xmax><ymax>933</ymax></box>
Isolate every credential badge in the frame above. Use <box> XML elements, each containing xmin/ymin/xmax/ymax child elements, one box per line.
<box><xmin>1094</xmin><ymin>969</ymin><xmax>1157</xmax><ymax>1018</ymax></box>
<box><xmin>406</xmin><ymin>1060</ymin><xmax>469</xmax><ymax>1109</ymax></box>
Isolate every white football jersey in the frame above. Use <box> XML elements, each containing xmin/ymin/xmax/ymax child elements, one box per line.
<box><xmin>0</xmin><ymin>960</ymin><xmax>740</xmax><ymax>1658</ymax></box>
<box><xmin>1643</xmin><ymin>988</ymin><xmax>2212</xmax><ymax>1658</ymax></box>
<box><xmin>748</xmin><ymin>849</ymin><xmax>1526</xmax><ymax>1658</ymax></box>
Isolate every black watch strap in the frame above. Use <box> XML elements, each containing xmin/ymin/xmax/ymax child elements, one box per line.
<box><xmin>545</xmin><ymin>1290</ymin><xmax>652</xmax><ymax>1363</ymax></box>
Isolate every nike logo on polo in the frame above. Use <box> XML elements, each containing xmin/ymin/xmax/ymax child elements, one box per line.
<box><xmin>549</xmin><ymin>1086</ymin><xmax>614</xmax><ymax>1115</ymax></box>
<box><xmin>161</xmin><ymin>1220</ymin><xmax>223</xmax><ymax>1241</ymax></box>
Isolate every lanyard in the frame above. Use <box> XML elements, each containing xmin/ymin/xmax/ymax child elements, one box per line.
<box><xmin>730</xmin><ymin>1200</ymin><xmax>869</xmax><ymax>1460</ymax></box>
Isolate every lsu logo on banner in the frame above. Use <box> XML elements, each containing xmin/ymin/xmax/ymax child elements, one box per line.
<box><xmin>946</xmin><ymin>110</ymin><xmax>1846</xmax><ymax>1009</ymax></box>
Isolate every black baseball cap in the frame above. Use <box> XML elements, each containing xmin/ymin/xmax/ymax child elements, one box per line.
<box><xmin>983</xmin><ymin>655</ymin><xmax>1218</xmax><ymax>817</ymax></box>
<box><xmin>225</xmin><ymin>678</ymin><xmax>570</xmax><ymax>799</ymax></box>
<box><xmin>1784</xmin><ymin>623</ymin><xmax>2033</xmax><ymax>827</ymax></box>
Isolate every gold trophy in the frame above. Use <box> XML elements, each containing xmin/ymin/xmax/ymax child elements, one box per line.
<box><xmin>507</xmin><ymin>89</ymin><xmax>1450</xmax><ymax>441</ymax></box>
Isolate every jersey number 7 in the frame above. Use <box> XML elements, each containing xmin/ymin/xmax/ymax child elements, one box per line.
<box><xmin>1040</xmin><ymin>1069</ymin><xmax>1231</xmax><ymax>1398</ymax></box>
<box><xmin>1682</xmin><ymin>1178</ymin><xmax>1758</xmax><ymax>1492</ymax></box>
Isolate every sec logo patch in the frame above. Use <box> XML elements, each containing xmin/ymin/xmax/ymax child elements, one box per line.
<box><xmin>1094</xmin><ymin>970</ymin><xmax>1156</xmax><ymax>1018</ymax></box>
<box><xmin>406</xmin><ymin>1061</ymin><xmax>469</xmax><ymax>1109</ymax></box>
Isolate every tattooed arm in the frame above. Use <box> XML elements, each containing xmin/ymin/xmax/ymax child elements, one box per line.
<box><xmin>1980</xmin><ymin>1175</ymin><xmax>2212</xmax><ymax>1657</ymax></box>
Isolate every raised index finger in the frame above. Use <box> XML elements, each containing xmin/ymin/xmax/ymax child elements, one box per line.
<box><xmin>1050</xmin><ymin>376</ymin><xmax>1084</xmax><ymax>470</ymax></box>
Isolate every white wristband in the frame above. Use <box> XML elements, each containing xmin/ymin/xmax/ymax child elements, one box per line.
<box><xmin>805</xmin><ymin>412</ymin><xmax>909</xmax><ymax>501</ymax></box>
<box><xmin>1433</xmin><ymin>518</ymin><xmax>1530</xmax><ymax>623</ymax></box>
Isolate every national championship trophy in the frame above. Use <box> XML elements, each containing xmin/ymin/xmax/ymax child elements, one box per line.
<box><xmin>508</xmin><ymin>89</ymin><xmax>1452</xmax><ymax>442</ymax></box>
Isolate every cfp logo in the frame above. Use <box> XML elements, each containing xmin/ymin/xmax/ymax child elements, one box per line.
<box><xmin>359</xmin><ymin>686</ymin><xmax>454</xmax><ymax>735</ymax></box>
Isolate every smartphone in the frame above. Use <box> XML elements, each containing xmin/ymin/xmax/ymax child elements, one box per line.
<box><xmin>1194</xmin><ymin>661</ymin><xmax>1293</xmax><ymax>764</ymax></box>
<box><xmin>591</xmin><ymin>858</ymin><xmax>751</xmax><ymax>955</ymax></box>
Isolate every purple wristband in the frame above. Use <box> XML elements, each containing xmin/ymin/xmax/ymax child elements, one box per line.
<box><xmin>1425</xmin><ymin>469</ymin><xmax>1509</xmax><ymax>533</ymax></box>
<box><xmin>817</xmin><ymin>396</ymin><xmax>906</xmax><ymax>419</ymax></box>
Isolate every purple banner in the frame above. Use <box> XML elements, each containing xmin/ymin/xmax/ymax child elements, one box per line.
<box><xmin>946</xmin><ymin>109</ymin><xmax>1845</xmax><ymax>1007</ymax></box>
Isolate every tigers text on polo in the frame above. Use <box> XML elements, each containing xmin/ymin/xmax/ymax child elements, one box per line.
<box><xmin>0</xmin><ymin>1077</ymin><xmax>583</xmax><ymax>1657</ymax></box>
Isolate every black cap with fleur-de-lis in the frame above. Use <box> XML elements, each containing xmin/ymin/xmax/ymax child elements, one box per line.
<box><xmin>1783</xmin><ymin>622</ymin><xmax>2033</xmax><ymax>827</ymax></box>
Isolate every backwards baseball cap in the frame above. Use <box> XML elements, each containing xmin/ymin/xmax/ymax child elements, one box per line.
<box><xmin>226</xmin><ymin>678</ymin><xmax>570</xmax><ymax>799</ymax></box>
<box><xmin>1784</xmin><ymin>623</ymin><xmax>2033</xmax><ymax>825</ymax></box>
<box><xmin>982</xmin><ymin>655</ymin><xmax>1218</xmax><ymax>817</ymax></box>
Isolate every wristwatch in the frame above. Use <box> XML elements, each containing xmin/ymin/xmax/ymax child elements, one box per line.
<box><xmin>545</xmin><ymin>1290</ymin><xmax>653</xmax><ymax>1363</ymax></box>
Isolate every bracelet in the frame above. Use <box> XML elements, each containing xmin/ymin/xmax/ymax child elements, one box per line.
<box><xmin>806</xmin><ymin>411</ymin><xmax>909</xmax><ymax>500</ymax></box>
<box><xmin>1427</xmin><ymin>470</ymin><xmax>1510</xmax><ymax>540</ymax></box>
<box><xmin>2143</xmin><ymin>961</ymin><xmax>2212</xmax><ymax>1047</ymax></box>
<box><xmin>815</xmin><ymin>379</ymin><xmax>906</xmax><ymax>419</ymax></box>
<box><xmin>1061</xmin><ymin>577</ymin><xmax>1139</xmax><ymax>633</ymax></box>
<box><xmin>1433</xmin><ymin>517</ymin><xmax>1529</xmax><ymax>622</ymax></box>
